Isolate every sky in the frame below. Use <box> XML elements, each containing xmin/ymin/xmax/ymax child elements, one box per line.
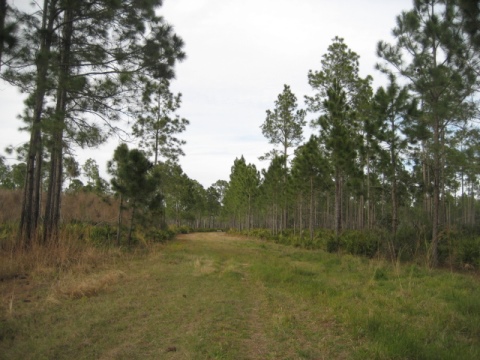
<box><xmin>0</xmin><ymin>0</ymin><xmax>413</xmax><ymax>188</ymax></box>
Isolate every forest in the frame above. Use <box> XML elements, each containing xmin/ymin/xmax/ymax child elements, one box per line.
<box><xmin>1</xmin><ymin>0</ymin><xmax>480</xmax><ymax>270</ymax></box>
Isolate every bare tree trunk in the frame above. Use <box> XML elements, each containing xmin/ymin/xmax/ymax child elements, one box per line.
<box><xmin>127</xmin><ymin>200</ymin><xmax>137</xmax><ymax>245</ymax></box>
<box><xmin>19</xmin><ymin>0</ymin><xmax>57</xmax><ymax>246</ymax></box>
<box><xmin>430</xmin><ymin>118</ymin><xmax>441</xmax><ymax>267</ymax></box>
<box><xmin>44</xmin><ymin>4</ymin><xmax>73</xmax><ymax>243</ymax></box>
<box><xmin>358</xmin><ymin>195</ymin><xmax>364</xmax><ymax>230</ymax></box>
<box><xmin>391</xmin><ymin>118</ymin><xmax>398</xmax><ymax>244</ymax></box>
<box><xmin>334</xmin><ymin>168</ymin><xmax>342</xmax><ymax>237</ymax></box>
<box><xmin>116</xmin><ymin>194</ymin><xmax>123</xmax><ymax>245</ymax></box>
<box><xmin>309</xmin><ymin>176</ymin><xmax>314</xmax><ymax>241</ymax></box>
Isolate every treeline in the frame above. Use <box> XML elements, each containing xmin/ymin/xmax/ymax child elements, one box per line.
<box><xmin>0</xmin><ymin>0</ymin><xmax>187</xmax><ymax>245</ymax></box>
<box><xmin>221</xmin><ymin>1</ymin><xmax>480</xmax><ymax>268</ymax></box>
<box><xmin>2</xmin><ymin>0</ymin><xmax>480</xmax><ymax>269</ymax></box>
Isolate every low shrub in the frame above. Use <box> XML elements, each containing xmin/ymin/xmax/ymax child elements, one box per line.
<box><xmin>147</xmin><ymin>228</ymin><xmax>176</xmax><ymax>243</ymax></box>
<box><xmin>88</xmin><ymin>224</ymin><xmax>117</xmax><ymax>246</ymax></box>
<box><xmin>169</xmin><ymin>225</ymin><xmax>193</xmax><ymax>234</ymax></box>
<box><xmin>227</xmin><ymin>226</ymin><xmax>480</xmax><ymax>269</ymax></box>
<box><xmin>341</xmin><ymin>230</ymin><xmax>382</xmax><ymax>258</ymax></box>
<box><xmin>456</xmin><ymin>236</ymin><xmax>480</xmax><ymax>268</ymax></box>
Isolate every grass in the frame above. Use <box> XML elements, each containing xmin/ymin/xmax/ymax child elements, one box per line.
<box><xmin>1</xmin><ymin>232</ymin><xmax>479</xmax><ymax>359</ymax></box>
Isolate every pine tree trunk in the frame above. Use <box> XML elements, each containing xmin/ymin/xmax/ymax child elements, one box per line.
<box><xmin>44</xmin><ymin>5</ymin><xmax>73</xmax><ymax>243</ymax></box>
<box><xmin>309</xmin><ymin>176</ymin><xmax>314</xmax><ymax>241</ymax></box>
<box><xmin>358</xmin><ymin>195</ymin><xmax>364</xmax><ymax>230</ymax></box>
<box><xmin>19</xmin><ymin>0</ymin><xmax>56</xmax><ymax>246</ymax></box>
<box><xmin>128</xmin><ymin>200</ymin><xmax>137</xmax><ymax>245</ymax></box>
<box><xmin>391</xmin><ymin>147</ymin><xmax>398</xmax><ymax>239</ymax></box>
<box><xmin>116</xmin><ymin>194</ymin><xmax>123</xmax><ymax>246</ymax></box>
<box><xmin>430</xmin><ymin>118</ymin><xmax>441</xmax><ymax>267</ymax></box>
<box><xmin>334</xmin><ymin>168</ymin><xmax>342</xmax><ymax>237</ymax></box>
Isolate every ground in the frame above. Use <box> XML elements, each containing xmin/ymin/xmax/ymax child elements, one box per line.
<box><xmin>1</xmin><ymin>232</ymin><xmax>479</xmax><ymax>359</ymax></box>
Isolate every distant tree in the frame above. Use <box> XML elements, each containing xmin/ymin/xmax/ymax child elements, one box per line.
<box><xmin>108</xmin><ymin>144</ymin><xmax>156</xmax><ymax>245</ymax></box>
<box><xmin>133</xmin><ymin>79</ymin><xmax>189</xmax><ymax>164</ymax></box>
<box><xmin>212</xmin><ymin>180</ymin><xmax>228</xmax><ymax>206</ymax></box>
<box><xmin>82</xmin><ymin>158</ymin><xmax>108</xmax><ymax>194</ymax></box>
<box><xmin>260</xmin><ymin>155</ymin><xmax>286</xmax><ymax>234</ymax></box>
<box><xmin>63</xmin><ymin>156</ymin><xmax>80</xmax><ymax>188</ymax></box>
<box><xmin>260</xmin><ymin>84</ymin><xmax>305</xmax><ymax>229</ymax></box>
<box><xmin>156</xmin><ymin>161</ymin><xmax>189</xmax><ymax>226</ymax></box>
<box><xmin>224</xmin><ymin>156</ymin><xmax>260</xmax><ymax>229</ymax></box>
<box><xmin>373</xmin><ymin>75</ymin><xmax>416</xmax><ymax>242</ymax></box>
<box><xmin>306</xmin><ymin>37</ymin><xmax>368</xmax><ymax>237</ymax></box>
<box><xmin>206</xmin><ymin>185</ymin><xmax>222</xmax><ymax>228</ymax></box>
<box><xmin>291</xmin><ymin>136</ymin><xmax>331</xmax><ymax>240</ymax></box>
<box><xmin>260</xmin><ymin>84</ymin><xmax>306</xmax><ymax>164</ymax></box>
<box><xmin>0</xmin><ymin>156</ymin><xmax>13</xmax><ymax>189</ymax></box>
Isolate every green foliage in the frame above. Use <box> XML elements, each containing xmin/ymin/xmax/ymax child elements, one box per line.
<box><xmin>223</xmin><ymin>156</ymin><xmax>260</xmax><ymax>229</ymax></box>
<box><xmin>260</xmin><ymin>84</ymin><xmax>306</xmax><ymax>161</ymax></box>
<box><xmin>108</xmin><ymin>144</ymin><xmax>160</xmax><ymax>243</ymax></box>
<box><xmin>82</xmin><ymin>158</ymin><xmax>108</xmax><ymax>194</ymax></box>
<box><xmin>87</xmin><ymin>224</ymin><xmax>117</xmax><ymax>246</ymax></box>
<box><xmin>326</xmin><ymin>233</ymin><xmax>340</xmax><ymax>253</ymax></box>
<box><xmin>340</xmin><ymin>230</ymin><xmax>381</xmax><ymax>258</ymax></box>
<box><xmin>132</xmin><ymin>78</ymin><xmax>189</xmax><ymax>164</ymax></box>
<box><xmin>145</xmin><ymin>228</ymin><xmax>176</xmax><ymax>243</ymax></box>
<box><xmin>0</xmin><ymin>157</ymin><xmax>26</xmax><ymax>190</ymax></box>
<box><xmin>169</xmin><ymin>225</ymin><xmax>192</xmax><ymax>234</ymax></box>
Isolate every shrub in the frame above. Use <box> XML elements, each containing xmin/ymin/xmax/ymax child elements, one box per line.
<box><xmin>87</xmin><ymin>224</ymin><xmax>117</xmax><ymax>246</ymax></box>
<box><xmin>457</xmin><ymin>236</ymin><xmax>480</xmax><ymax>268</ymax></box>
<box><xmin>341</xmin><ymin>230</ymin><xmax>382</xmax><ymax>258</ymax></box>
<box><xmin>147</xmin><ymin>228</ymin><xmax>176</xmax><ymax>243</ymax></box>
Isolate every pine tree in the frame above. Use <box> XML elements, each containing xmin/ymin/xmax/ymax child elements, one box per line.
<box><xmin>260</xmin><ymin>84</ymin><xmax>306</xmax><ymax>164</ymax></box>
<box><xmin>260</xmin><ymin>84</ymin><xmax>306</xmax><ymax>230</ymax></box>
<box><xmin>260</xmin><ymin>155</ymin><xmax>286</xmax><ymax>234</ymax></box>
<box><xmin>373</xmin><ymin>75</ymin><xmax>417</xmax><ymax>257</ymax></box>
<box><xmin>377</xmin><ymin>0</ymin><xmax>479</xmax><ymax>266</ymax></box>
<box><xmin>223</xmin><ymin>157</ymin><xmax>260</xmax><ymax>230</ymax></box>
<box><xmin>0</xmin><ymin>0</ymin><xmax>17</xmax><ymax>71</ymax></box>
<box><xmin>306</xmin><ymin>37</ymin><xmax>368</xmax><ymax>237</ymax></box>
<box><xmin>3</xmin><ymin>0</ymin><xmax>185</xmax><ymax>245</ymax></box>
<box><xmin>291</xmin><ymin>136</ymin><xmax>331</xmax><ymax>240</ymax></box>
<box><xmin>108</xmin><ymin>144</ymin><xmax>156</xmax><ymax>245</ymax></box>
<box><xmin>132</xmin><ymin>78</ymin><xmax>189</xmax><ymax>164</ymax></box>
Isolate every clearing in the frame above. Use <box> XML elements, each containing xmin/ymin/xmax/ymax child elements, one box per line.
<box><xmin>1</xmin><ymin>232</ymin><xmax>479</xmax><ymax>359</ymax></box>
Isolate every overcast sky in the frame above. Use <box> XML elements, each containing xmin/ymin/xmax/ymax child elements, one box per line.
<box><xmin>0</xmin><ymin>0</ymin><xmax>412</xmax><ymax>188</ymax></box>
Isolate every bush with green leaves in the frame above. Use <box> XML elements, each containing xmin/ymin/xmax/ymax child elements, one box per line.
<box><xmin>340</xmin><ymin>230</ymin><xmax>382</xmax><ymax>258</ymax></box>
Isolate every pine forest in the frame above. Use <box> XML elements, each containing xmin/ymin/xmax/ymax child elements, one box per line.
<box><xmin>1</xmin><ymin>1</ymin><xmax>480</xmax><ymax>270</ymax></box>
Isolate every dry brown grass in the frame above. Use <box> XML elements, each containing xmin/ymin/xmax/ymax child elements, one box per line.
<box><xmin>62</xmin><ymin>192</ymin><xmax>126</xmax><ymax>224</ymax></box>
<box><xmin>0</xmin><ymin>189</ymin><xmax>132</xmax><ymax>279</ymax></box>
<box><xmin>49</xmin><ymin>269</ymin><xmax>126</xmax><ymax>301</ymax></box>
<box><xmin>0</xmin><ymin>239</ymin><xmax>122</xmax><ymax>281</ymax></box>
<box><xmin>0</xmin><ymin>189</ymin><xmax>22</xmax><ymax>223</ymax></box>
<box><xmin>0</xmin><ymin>189</ymin><xmax>130</xmax><ymax>226</ymax></box>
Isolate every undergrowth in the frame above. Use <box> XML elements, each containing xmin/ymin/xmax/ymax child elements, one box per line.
<box><xmin>229</xmin><ymin>227</ymin><xmax>480</xmax><ymax>271</ymax></box>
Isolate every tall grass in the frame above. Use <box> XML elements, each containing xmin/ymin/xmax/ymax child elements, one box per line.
<box><xmin>0</xmin><ymin>225</ymin><xmax>123</xmax><ymax>281</ymax></box>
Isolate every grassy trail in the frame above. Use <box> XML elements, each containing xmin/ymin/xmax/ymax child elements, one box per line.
<box><xmin>1</xmin><ymin>232</ymin><xmax>479</xmax><ymax>359</ymax></box>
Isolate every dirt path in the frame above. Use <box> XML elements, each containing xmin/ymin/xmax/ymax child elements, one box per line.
<box><xmin>0</xmin><ymin>232</ymin><xmax>348</xmax><ymax>359</ymax></box>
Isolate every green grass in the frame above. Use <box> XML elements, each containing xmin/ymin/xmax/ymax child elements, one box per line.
<box><xmin>1</xmin><ymin>232</ymin><xmax>479</xmax><ymax>359</ymax></box>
